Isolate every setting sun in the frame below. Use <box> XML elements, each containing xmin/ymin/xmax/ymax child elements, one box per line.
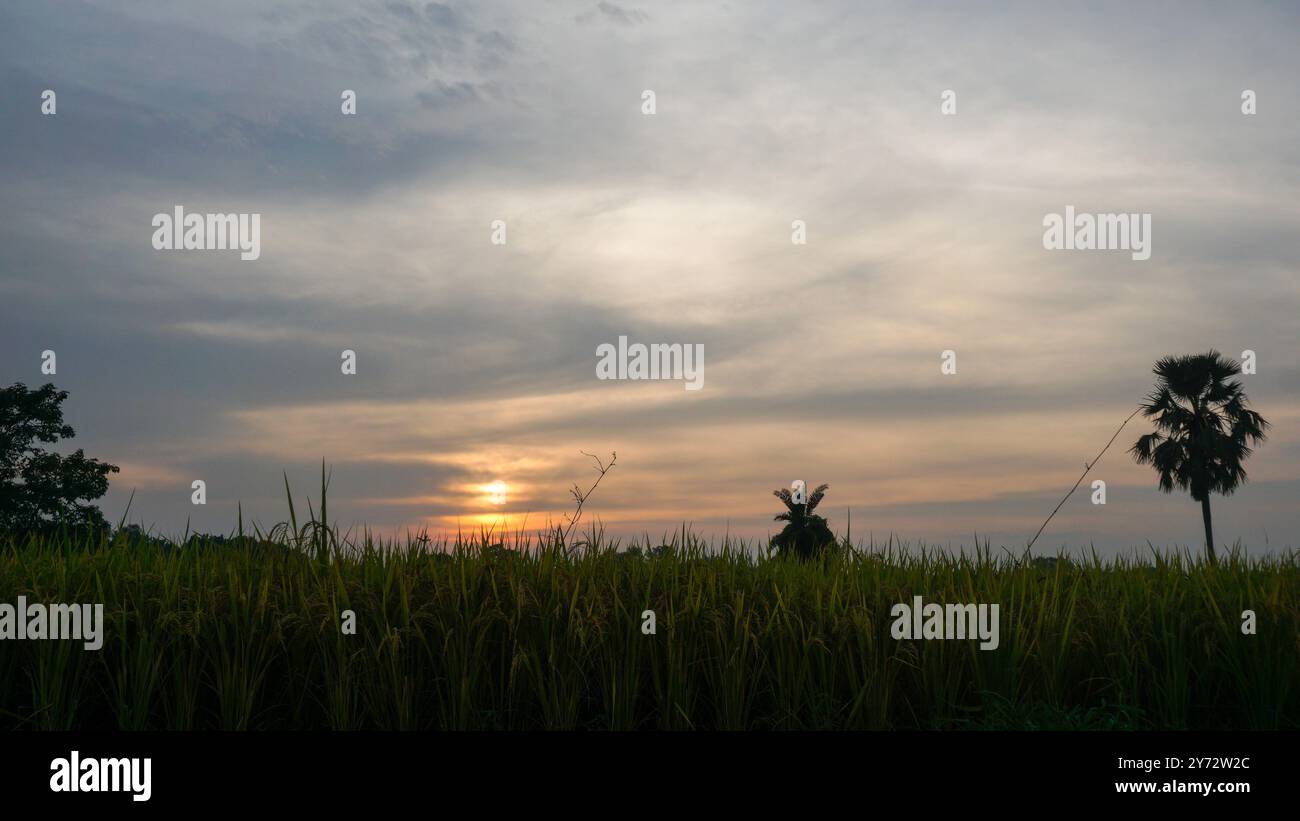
<box><xmin>484</xmin><ymin>480</ymin><xmax>508</xmax><ymax>506</ymax></box>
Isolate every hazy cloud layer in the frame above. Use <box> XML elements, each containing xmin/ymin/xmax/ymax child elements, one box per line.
<box><xmin>2</xmin><ymin>1</ymin><xmax>1297</xmax><ymax>552</ymax></box>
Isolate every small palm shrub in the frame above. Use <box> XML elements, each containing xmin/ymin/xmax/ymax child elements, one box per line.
<box><xmin>770</xmin><ymin>483</ymin><xmax>835</xmax><ymax>559</ymax></box>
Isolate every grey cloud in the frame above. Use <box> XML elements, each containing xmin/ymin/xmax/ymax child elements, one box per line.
<box><xmin>417</xmin><ymin>80</ymin><xmax>484</xmax><ymax>110</ymax></box>
<box><xmin>576</xmin><ymin>3</ymin><xmax>651</xmax><ymax>27</ymax></box>
<box><xmin>2</xmin><ymin>0</ymin><xmax>1298</xmax><ymax>550</ymax></box>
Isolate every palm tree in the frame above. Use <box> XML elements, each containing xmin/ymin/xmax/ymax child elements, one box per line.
<box><xmin>771</xmin><ymin>483</ymin><xmax>834</xmax><ymax>559</ymax></box>
<box><xmin>1130</xmin><ymin>351</ymin><xmax>1269</xmax><ymax>562</ymax></box>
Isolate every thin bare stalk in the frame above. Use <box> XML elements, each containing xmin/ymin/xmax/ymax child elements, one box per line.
<box><xmin>561</xmin><ymin>451</ymin><xmax>617</xmax><ymax>546</ymax></box>
<box><xmin>1027</xmin><ymin>407</ymin><xmax>1141</xmax><ymax>551</ymax></box>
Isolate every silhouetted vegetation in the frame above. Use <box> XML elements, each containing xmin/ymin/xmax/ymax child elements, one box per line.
<box><xmin>1131</xmin><ymin>352</ymin><xmax>1269</xmax><ymax>563</ymax></box>
<box><xmin>770</xmin><ymin>483</ymin><xmax>835</xmax><ymax>559</ymax></box>
<box><xmin>0</xmin><ymin>383</ymin><xmax>119</xmax><ymax>537</ymax></box>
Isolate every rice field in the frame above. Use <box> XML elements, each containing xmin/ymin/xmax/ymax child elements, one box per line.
<box><xmin>1</xmin><ymin>523</ymin><xmax>1296</xmax><ymax>731</ymax></box>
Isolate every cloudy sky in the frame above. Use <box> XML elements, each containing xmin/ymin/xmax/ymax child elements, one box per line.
<box><xmin>2</xmin><ymin>1</ymin><xmax>1298</xmax><ymax>553</ymax></box>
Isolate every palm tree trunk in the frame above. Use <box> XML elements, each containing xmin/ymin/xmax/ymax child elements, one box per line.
<box><xmin>1200</xmin><ymin>496</ymin><xmax>1216</xmax><ymax>563</ymax></box>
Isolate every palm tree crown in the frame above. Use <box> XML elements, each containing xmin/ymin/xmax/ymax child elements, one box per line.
<box><xmin>1130</xmin><ymin>351</ymin><xmax>1268</xmax><ymax>561</ymax></box>
<box><xmin>773</xmin><ymin>483</ymin><xmax>828</xmax><ymax>521</ymax></box>
<box><xmin>771</xmin><ymin>483</ymin><xmax>833</xmax><ymax>559</ymax></box>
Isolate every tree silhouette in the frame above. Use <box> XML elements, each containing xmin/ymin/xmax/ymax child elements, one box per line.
<box><xmin>1129</xmin><ymin>352</ymin><xmax>1268</xmax><ymax>562</ymax></box>
<box><xmin>771</xmin><ymin>483</ymin><xmax>834</xmax><ymax>559</ymax></box>
<box><xmin>0</xmin><ymin>383</ymin><xmax>119</xmax><ymax>534</ymax></box>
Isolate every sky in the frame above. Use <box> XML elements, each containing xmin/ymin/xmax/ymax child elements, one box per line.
<box><xmin>1</xmin><ymin>0</ymin><xmax>1298</xmax><ymax>554</ymax></box>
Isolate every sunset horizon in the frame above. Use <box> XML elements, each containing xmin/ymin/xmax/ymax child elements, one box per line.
<box><xmin>2</xmin><ymin>1</ymin><xmax>1296</xmax><ymax>800</ymax></box>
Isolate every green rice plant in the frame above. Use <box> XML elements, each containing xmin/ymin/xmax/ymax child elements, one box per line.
<box><xmin>1</xmin><ymin>495</ymin><xmax>1296</xmax><ymax>731</ymax></box>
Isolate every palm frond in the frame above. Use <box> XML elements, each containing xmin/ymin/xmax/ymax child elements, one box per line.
<box><xmin>806</xmin><ymin>483</ymin><xmax>829</xmax><ymax>512</ymax></box>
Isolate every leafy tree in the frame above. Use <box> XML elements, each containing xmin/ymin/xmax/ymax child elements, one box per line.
<box><xmin>1129</xmin><ymin>352</ymin><xmax>1269</xmax><ymax>562</ymax></box>
<box><xmin>0</xmin><ymin>383</ymin><xmax>119</xmax><ymax>534</ymax></box>
<box><xmin>771</xmin><ymin>483</ymin><xmax>834</xmax><ymax>559</ymax></box>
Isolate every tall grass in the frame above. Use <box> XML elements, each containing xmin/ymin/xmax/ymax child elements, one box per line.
<box><xmin>1</xmin><ymin>518</ymin><xmax>1296</xmax><ymax>730</ymax></box>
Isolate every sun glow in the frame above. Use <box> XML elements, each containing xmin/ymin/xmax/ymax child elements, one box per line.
<box><xmin>483</xmin><ymin>480</ymin><xmax>508</xmax><ymax>506</ymax></box>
